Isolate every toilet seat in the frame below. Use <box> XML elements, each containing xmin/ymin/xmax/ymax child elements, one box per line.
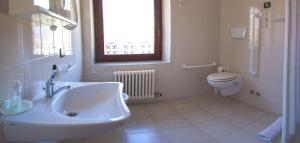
<box><xmin>207</xmin><ymin>72</ymin><xmax>238</xmax><ymax>82</ymax></box>
<box><xmin>207</xmin><ymin>72</ymin><xmax>242</xmax><ymax>96</ymax></box>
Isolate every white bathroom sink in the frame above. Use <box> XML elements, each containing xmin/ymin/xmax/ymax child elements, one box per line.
<box><xmin>3</xmin><ymin>82</ymin><xmax>130</xmax><ymax>143</ymax></box>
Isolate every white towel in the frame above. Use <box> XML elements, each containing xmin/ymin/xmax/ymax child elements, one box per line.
<box><xmin>258</xmin><ymin>117</ymin><xmax>282</xmax><ymax>143</ymax></box>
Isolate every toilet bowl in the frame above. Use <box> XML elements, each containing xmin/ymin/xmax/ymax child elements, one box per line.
<box><xmin>207</xmin><ymin>72</ymin><xmax>242</xmax><ymax>96</ymax></box>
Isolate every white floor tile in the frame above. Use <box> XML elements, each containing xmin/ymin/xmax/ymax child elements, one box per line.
<box><xmin>59</xmin><ymin>138</ymin><xmax>84</xmax><ymax>143</ymax></box>
<box><xmin>183</xmin><ymin>96</ymin><xmax>215</xmax><ymax>109</ymax></box>
<box><xmin>217</xmin><ymin>131</ymin><xmax>260</xmax><ymax>143</ymax></box>
<box><xmin>242</xmin><ymin>122</ymin><xmax>269</xmax><ymax>136</ymax></box>
<box><xmin>126</xmin><ymin>132</ymin><xmax>170</xmax><ymax>143</ymax></box>
<box><xmin>152</xmin><ymin>114</ymin><xmax>191</xmax><ymax>130</ymax></box>
<box><xmin>259</xmin><ymin>112</ymin><xmax>280</xmax><ymax>125</ymax></box>
<box><xmin>161</xmin><ymin>126</ymin><xmax>213</xmax><ymax>143</ymax></box>
<box><xmin>167</xmin><ymin>98</ymin><xmax>201</xmax><ymax>113</ymax></box>
<box><xmin>84</xmin><ymin>131</ymin><xmax>126</xmax><ymax>143</ymax></box>
<box><xmin>206</xmin><ymin>138</ymin><xmax>221</xmax><ymax>143</ymax></box>
<box><xmin>203</xmin><ymin>104</ymin><xmax>234</xmax><ymax>117</ymax></box>
<box><xmin>124</xmin><ymin>116</ymin><xmax>159</xmax><ymax>133</ymax></box>
<box><xmin>196</xmin><ymin>118</ymin><xmax>238</xmax><ymax>138</ymax></box>
<box><xmin>145</xmin><ymin>102</ymin><xmax>179</xmax><ymax>117</ymax></box>
<box><xmin>180</xmin><ymin>109</ymin><xmax>216</xmax><ymax>124</ymax></box>
<box><xmin>219</xmin><ymin>112</ymin><xmax>256</xmax><ymax>128</ymax></box>
<box><xmin>234</xmin><ymin>104</ymin><xmax>266</xmax><ymax>119</ymax></box>
<box><xmin>128</xmin><ymin>104</ymin><xmax>152</xmax><ymax>119</ymax></box>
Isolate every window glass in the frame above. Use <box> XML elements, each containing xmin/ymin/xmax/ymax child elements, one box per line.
<box><xmin>103</xmin><ymin>0</ymin><xmax>155</xmax><ymax>55</ymax></box>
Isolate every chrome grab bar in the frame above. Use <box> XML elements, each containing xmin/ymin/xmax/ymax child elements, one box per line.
<box><xmin>182</xmin><ymin>62</ymin><xmax>217</xmax><ymax>69</ymax></box>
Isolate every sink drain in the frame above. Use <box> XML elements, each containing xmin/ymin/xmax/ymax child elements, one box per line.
<box><xmin>66</xmin><ymin>112</ymin><xmax>78</xmax><ymax>117</ymax></box>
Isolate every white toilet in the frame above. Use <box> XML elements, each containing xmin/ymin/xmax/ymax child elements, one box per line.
<box><xmin>207</xmin><ymin>72</ymin><xmax>242</xmax><ymax>96</ymax></box>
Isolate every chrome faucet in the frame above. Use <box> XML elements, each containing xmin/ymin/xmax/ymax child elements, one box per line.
<box><xmin>45</xmin><ymin>65</ymin><xmax>71</xmax><ymax>98</ymax></box>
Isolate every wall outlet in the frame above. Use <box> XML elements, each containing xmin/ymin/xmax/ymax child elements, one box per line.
<box><xmin>255</xmin><ymin>92</ymin><xmax>261</xmax><ymax>96</ymax></box>
<box><xmin>250</xmin><ymin>90</ymin><xmax>261</xmax><ymax>96</ymax></box>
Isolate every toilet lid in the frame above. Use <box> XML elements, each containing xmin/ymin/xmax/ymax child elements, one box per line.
<box><xmin>207</xmin><ymin>72</ymin><xmax>238</xmax><ymax>82</ymax></box>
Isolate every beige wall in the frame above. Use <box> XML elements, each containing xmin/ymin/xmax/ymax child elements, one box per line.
<box><xmin>0</xmin><ymin>1</ymin><xmax>82</xmax><ymax>142</ymax></box>
<box><xmin>81</xmin><ymin>0</ymin><xmax>220</xmax><ymax>100</ymax></box>
<box><xmin>219</xmin><ymin>0</ymin><xmax>285</xmax><ymax>114</ymax></box>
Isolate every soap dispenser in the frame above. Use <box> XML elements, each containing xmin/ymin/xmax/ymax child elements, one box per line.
<box><xmin>10</xmin><ymin>81</ymin><xmax>22</xmax><ymax>113</ymax></box>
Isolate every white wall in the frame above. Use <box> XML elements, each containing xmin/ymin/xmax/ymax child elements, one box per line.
<box><xmin>0</xmin><ymin>1</ymin><xmax>83</xmax><ymax>142</ymax></box>
<box><xmin>0</xmin><ymin>3</ymin><xmax>83</xmax><ymax>102</ymax></box>
<box><xmin>81</xmin><ymin>0</ymin><xmax>220</xmax><ymax>100</ymax></box>
<box><xmin>219</xmin><ymin>0</ymin><xmax>285</xmax><ymax>114</ymax></box>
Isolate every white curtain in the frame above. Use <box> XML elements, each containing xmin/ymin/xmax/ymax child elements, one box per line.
<box><xmin>282</xmin><ymin>0</ymin><xmax>300</xmax><ymax>142</ymax></box>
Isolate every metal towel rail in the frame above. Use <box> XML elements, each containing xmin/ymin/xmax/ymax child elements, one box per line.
<box><xmin>182</xmin><ymin>62</ymin><xmax>217</xmax><ymax>69</ymax></box>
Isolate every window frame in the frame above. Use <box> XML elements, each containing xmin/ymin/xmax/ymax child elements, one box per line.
<box><xmin>93</xmin><ymin>0</ymin><xmax>163</xmax><ymax>62</ymax></box>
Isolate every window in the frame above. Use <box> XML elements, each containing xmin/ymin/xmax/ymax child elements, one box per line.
<box><xmin>93</xmin><ymin>0</ymin><xmax>163</xmax><ymax>62</ymax></box>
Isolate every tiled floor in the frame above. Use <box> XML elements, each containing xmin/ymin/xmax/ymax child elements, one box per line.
<box><xmin>61</xmin><ymin>95</ymin><xmax>281</xmax><ymax>143</ymax></box>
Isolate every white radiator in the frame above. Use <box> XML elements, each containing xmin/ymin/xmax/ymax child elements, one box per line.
<box><xmin>113</xmin><ymin>70</ymin><xmax>155</xmax><ymax>102</ymax></box>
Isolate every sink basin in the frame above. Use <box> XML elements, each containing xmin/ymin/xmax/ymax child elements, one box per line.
<box><xmin>3</xmin><ymin>82</ymin><xmax>130</xmax><ymax>143</ymax></box>
<box><xmin>52</xmin><ymin>83</ymin><xmax>128</xmax><ymax>120</ymax></box>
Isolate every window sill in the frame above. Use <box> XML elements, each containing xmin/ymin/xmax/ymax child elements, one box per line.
<box><xmin>94</xmin><ymin>60</ymin><xmax>170</xmax><ymax>67</ymax></box>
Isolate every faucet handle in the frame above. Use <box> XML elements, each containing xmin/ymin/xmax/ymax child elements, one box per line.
<box><xmin>50</xmin><ymin>64</ymin><xmax>59</xmax><ymax>80</ymax></box>
<box><xmin>52</xmin><ymin>64</ymin><xmax>58</xmax><ymax>70</ymax></box>
<box><xmin>52</xmin><ymin>64</ymin><xmax>59</xmax><ymax>74</ymax></box>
